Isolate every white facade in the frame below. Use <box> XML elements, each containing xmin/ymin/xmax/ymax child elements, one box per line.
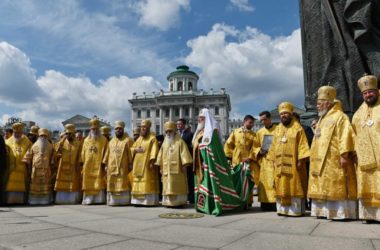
<box><xmin>228</xmin><ymin>118</ymin><xmax>263</xmax><ymax>133</ymax></box>
<box><xmin>129</xmin><ymin>65</ymin><xmax>231</xmax><ymax>138</ymax></box>
<box><xmin>62</xmin><ymin>114</ymin><xmax>111</xmax><ymax>136</ymax></box>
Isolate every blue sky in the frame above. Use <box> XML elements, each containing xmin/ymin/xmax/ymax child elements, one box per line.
<box><xmin>0</xmin><ymin>0</ymin><xmax>303</xmax><ymax>131</ymax></box>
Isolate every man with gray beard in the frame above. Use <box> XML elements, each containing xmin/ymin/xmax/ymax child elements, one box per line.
<box><xmin>155</xmin><ymin>121</ymin><xmax>192</xmax><ymax>207</ymax></box>
<box><xmin>81</xmin><ymin>118</ymin><xmax>108</xmax><ymax>205</ymax></box>
<box><xmin>309</xmin><ymin>86</ymin><xmax>357</xmax><ymax>220</ymax></box>
<box><xmin>23</xmin><ymin>128</ymin><xmax>54</xmax><ymax>205</ymax></box>
<box><xmin>5</xmin><ymin>123</ymin><xmax>32</xmax><ymax>204</ymax></box>
<box><xmin>192</xmin><ymin>110</ymin><xmax>207</xmax><ymax>191</ymax></box>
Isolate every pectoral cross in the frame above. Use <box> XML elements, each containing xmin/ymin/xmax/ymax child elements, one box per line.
<box><xmin>15</xmin><ymin>147</ymin><xmax>22</xmax><ymax>153</ymax></box>
<box><xmin>366</xmin><ymin>119</ymin><xmax>374</xmax><ymax>127</ymax></box>
<box><xmin>280</xmin><ymin>137</ymin><xmax>287</xmax><ymax>143</ymax></box>
<box><xmin>89</xmin><ymin>145</ymin><xmax>98</xmax><ymax>153</ymax></box>
<box><xmin>365</xmin><ymin>108</ymin><xmax>374</xmax><ymax>127</ymax></box>
<box><xmin>113</xmin><ymin>147</ymin><xmax>122</xmax><ymax>155</ymax></box>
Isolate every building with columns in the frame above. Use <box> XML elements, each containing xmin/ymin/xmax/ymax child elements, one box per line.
<box><xmin>62</xmin><ymin>114</ymin><xmax>111</xmax><ymax>136</ymax></box>
<box><xmin>128</xmin><ymin>65</ymin><xmax>231</xmax><ymax>138</ymax></box>
<box><xmin>229</xmin><ymin>118</ymin><xmax>263</xmax><ymax>132</ymax></box>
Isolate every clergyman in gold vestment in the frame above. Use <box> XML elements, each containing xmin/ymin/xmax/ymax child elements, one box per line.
<box><xmin>224</xmin><ymin>114</ymin><xmax>260</xmax><ymax>206</ymax></box>
<box><xmin>257</xmin><ymin>111</ymin><xmax>277</xmax><ymax>211</ymax></box>
<box><xmin>131</xmin><ymin>119</ymin><xmax>159</xmax><ymax>206</ymax></box>
<box><xmin>269</xmin><ymin>102</ymin><xmax>310</xmax><ymax>216</ymax></box>
<box><xmin>81</xmin><ymin>118</ymin><xmax>108</xmax><ymax>205</ymax></box>
<box><xmin>309</xmin><ymin>86</ymin><xmax>357</xmax><ymax>220</ymax></box>
<box><xmin>101</xmin><ymin>126</ymin><xmax>111</xmax><ymax>141</ymax></box>
<box><xmin>54</xmin><ymin>124</ymin><xmax>82</xmax><ymax>204</ymax></box>
<box><xmin>5</xmin><ymin>122</ymin><xmax>32</xmax><ymax>204</ymax></box>
<box><xmin>352</xmin><ymin>74</ymin><xmax>380</xmax><ymax>222</ymax></box>
<box><xmin>106</xmin><ymin>120</ymin><xmax>133</xmax><ymax>206</ymax></box>
<box><xmin>23</xmin><ymin>128</ymin><xmax>54</xmax><ymax>205</ymax></box>
<box><xmin>156</xmin><ymin>121</ymin><xmax>192</xmax><ymax>207</ymax></box>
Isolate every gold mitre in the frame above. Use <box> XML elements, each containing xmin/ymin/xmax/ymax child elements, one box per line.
<box><xmin>318</xmin><ymin>86</ymin><xmax>336</xmax><ymax>101</ymax></box>
<box><xmin>133</xmin><ymin>127</ymin><xmax>140</xmax><ymax>135</ymax></box>
<box><xmin>114</xmin><ymin>120</ymin><xmax>125</xmax><ymax>129</ymax></box>
<box><xmin>100</xmin><ymin>126</ymin><xmax>111</xmax><ymax>135</ymax></box>
<box><xmin>89</xmin><ymin>118</ymin><xmax>100</xmax><ymax>129</ymax></box>
<box><xmin>278</xmin><ymin>102</ymin><xmax>294</xmax><ymax>114</ymax></box>
<box><xmin>29</xmin><ymin>125</ymin><xmax>40</xmax><ymax>135</ymax></box>
<box><xmin>141</xmin><ymin>120</ymin><xmax>151</xmax><ymax>128</ymax></box>
<box><xmin>12</xmin><ymin>122</ymin><xmax>24</xmax><ymax>133</ymax></box>
<box><xmin>38</xmin><ymin>128</ymin><xmax>49</xmax><ymax>136</ymax></box>
<box><xmin>164</xmin><ymin>121</ymin><xmax>176</xmax><ymax>132</ymax></box>
<box><xmin>64</xmin><ymin>124</ymin><xmax>76</xmax><ymax>134</ymax></box>
<box><xmin>358</xmin><ymin>74</ymin><xmax>378</xmax><ymax>92</ymax></box>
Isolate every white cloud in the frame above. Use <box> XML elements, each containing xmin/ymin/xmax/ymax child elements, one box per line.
<box><xmin>185</xmin><ymin>24</ymin><xmax>304</xmax><ymax>115</ymax></box>
<box><xmin>0</xmin><ymin>42</ymin><xmax>42</xmax><ymax>103</ymax></box>
<box><xmin>134</xmin><ymin>0</ymin><xmax>190</xmax><ymax>31</ymax></box>
<box><xmin>230</xmin><ymin>0</ymin><xmax>254</xmax><ymax>12</ymax></box>
<box><xmin>0</xmin><ymin>42</ymin><xmax>162</xmax><ymax>131</ymax></box>
<box><xmin>0</xmin><ymin>0</ymin><xmax>173</xmax><ymax>79</ymax></box>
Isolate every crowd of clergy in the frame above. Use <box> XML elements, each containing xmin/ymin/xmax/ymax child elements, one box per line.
<box><xmin>0</xmin><ymin>73</ymin><xmax>379</xmax><ymax>223</ymax></box>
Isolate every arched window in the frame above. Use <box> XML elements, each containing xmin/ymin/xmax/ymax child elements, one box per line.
<box><xmin>170</xmin><ymin>83</ymin><xmax>173</xmax><ymax>91</ymax></box>
<box><xmin>188</xmin><ymin>82</ymin><xmax>192</xmax><ymax>90</ymax></box>
<box><xmin>178</xmin><ymin>81</ymin><xmax>183</xmax><ymax>91</ymax></box>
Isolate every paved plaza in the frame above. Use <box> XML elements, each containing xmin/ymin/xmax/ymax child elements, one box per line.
<box><xmin>0</xmin><ymin>202</ymin><xmax>379</xmax><ymax>250</ymax></box>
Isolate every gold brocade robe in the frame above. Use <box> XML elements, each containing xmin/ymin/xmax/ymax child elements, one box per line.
<box><xmin>155</xmin><ymin>134</ymin><xmax>192</xmax><ymax>195</ymax></box>
<box><xmin>123</xmin><ymin>134</ymin><xmax>134</xmax><ymax>191</ymax></box>
<box><xmin>54</xmin><ymin>138</ymin><xmax>82</xmax><ymax>192</ymax></box>
<box><xmin>23</xmin><ymin>141</ymin><xmax>54</xmax><ymax>195</ymax></box>
<box><xmin>309</xmin><ymin>103</ymin><xmax>357</xmax><ymax>201</ymax></box>
<box><xmin>124</xmin><ymin>132</ymin><xmax>134</xmax><ymax>148</ymax></box>
<box><xmin>107</xmin><ymin>134</ymin><xmax>132</xmax><ymax>192</ymax></box>
<box><xmin>131</xmin><ymin>133</ymin><xmax>159</xmax><ymax>196</ymax></box>
<box><xmin>81</xmin><ymin>136</ymin><xmax>108</xmax><ymax>195</ymax></box>
<box><xmin>269</xmin><ymin>119</ymin><xmax>309</xmax><ymax>205</ymax></box>
<box><xmin>352</xmin><ymin>98</ymin><xmax>380</xmax><ymax>207</ymax></box>
<box><xmin>256</xmin><ymin>125</ymin><xmax>277</xmax><ymax>203</ymax></box>
<box><xmin>5</xmin><ymin>136</ymin><xmax>32</xmax><ymax>192</ymax></box>
<box><xmin>224</xmin><ymin>127</ymin><xmax>260</xmax><ymax>185</ymax></box>
<box><xmin>192</xmin><ymin>130</ymin><xmax>204</xmax><ymax>187</ymax></box>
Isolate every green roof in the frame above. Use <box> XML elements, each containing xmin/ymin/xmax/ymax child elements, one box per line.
<box><xmin>167</xmin><ymin>65</ymin><xmax>199</xmax><ymax>80</ymax></box>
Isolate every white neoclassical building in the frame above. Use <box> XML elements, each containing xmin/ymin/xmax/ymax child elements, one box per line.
<box><xmin>229</xmin><ymin>118</ymin><xmax>263</xmax><ymax>132</ymax></box>
<box><xmin>128</xmin><ymin>65</ymin><xmax>231</xmax><ymax>138</ymax></box>
<box><xmin>62</xmin><ymin>114</ymin><xmax>111</xmax><ymax>136</ymax></box>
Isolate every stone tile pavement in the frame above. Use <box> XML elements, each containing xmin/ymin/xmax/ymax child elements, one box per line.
<box><xmin>0</xmin><ymin>203</ymin><xmax>379</xmax><ymax>250</ymax></box>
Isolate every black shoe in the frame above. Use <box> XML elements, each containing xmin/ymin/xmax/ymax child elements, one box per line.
<box><xmin>261</xmin><ymin>202</ymin><xmax>276</xmax><ymax>211</ymax></box>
